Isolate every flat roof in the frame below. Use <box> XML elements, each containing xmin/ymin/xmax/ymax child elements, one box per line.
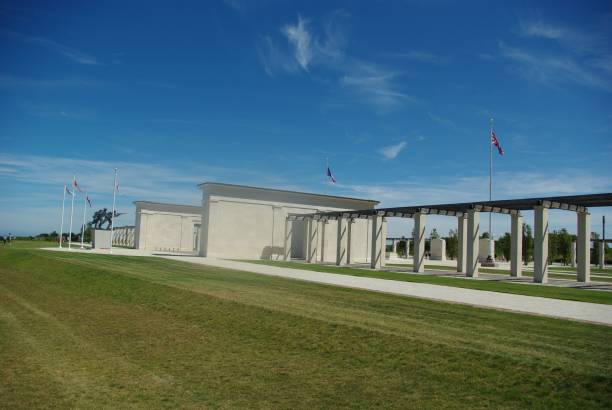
<box><xmin>299</xmin><ymin>192</ymin><xmax>612</xmax><ymax>219</ymax></box>
<box><xmin>198</xmin><ymin>181</ymin><xmax>380</xmax><ymax>204</ymax></box>
<box><xmin>133</xmin><ymin>201</ymin><xmax>201</xmax><ymax>214</ymax></box>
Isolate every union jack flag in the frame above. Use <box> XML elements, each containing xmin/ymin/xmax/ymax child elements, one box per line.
<box><xmin>326</xmin><ymin>166</ymin><xmax>336</xmax><ymax>184</ymax></box>
<box><xmin>491</xmin><ymin>131</ymin><xmax>504</xmax><ymax>156</ymax></box>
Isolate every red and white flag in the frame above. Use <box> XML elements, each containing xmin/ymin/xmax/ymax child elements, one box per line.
<box><xmin>73</xmin><ymin>178</ymin><xmax>83</xmax><ymax>193</ymax></box>
<box><xmin>491</xmin><ymin>131</ymin><xmax>504</xmax><ymax>156</ymax></box>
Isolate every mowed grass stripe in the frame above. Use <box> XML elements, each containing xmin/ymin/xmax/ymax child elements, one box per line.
<box><xmin>1</xmin><ymin>249</ymin><xmax>611</xmax><ymax>409</ymax></box>
<box><xmin>249</xmin><ymin>260</ymin><xmax>612</xmax><ymax>305</ymax></box>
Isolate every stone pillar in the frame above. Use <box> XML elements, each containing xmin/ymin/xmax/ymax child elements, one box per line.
<box><xmin>466</xmin><ymin>210</ymin><xmax>480</xmax><ymax>277</ymax></box>
<box><xmin>319</xmin><ymin>220</ymin><xmax>326</xmax><ymax>263</ymax></box>
<box><xmin>346</xmin><ymin>219</ymin><xmax>354</xmax><ymax>264</ymax></box>
<box><xmin>510</xmin><ymin>213</ymin><xmax>523</xmax><ymax>277</ymax></box>
<box><xmin>533</xmin><ymin>206</ymin><xmax>549</xmax><ymax>283</ymax></box>
<box><xmin>336</xmin><ymin>217</ymin><xmax>348</xmax><ymax>266</ymax></box>
<box><xmin>599</xmin><ymin>241</ymin><xmax>605</xmax><ymax>269</ymax></box>
<box><xmin>457</xmin><ymin>214</ymin><xmax>467</xmax><ymax>273</ymax></box>
<box><xmin>284</xmin><ymin>219</ymin><xmax>293</xmax><ymax>261</ymax></box>
<box><xmin>576</xmin><ymin>211</ymin><xmax>590</xmax><ymax>282</ymax></box>
<box><xmin>405</xmin><ymin>239</ymin><xmax>411</xmax><ymax>258</ymax></box>
<box><xmin>391</xmin><ymin>239</ymin><xmax>398</xmax><ymax>253</ymax></box>
<box><xmin>370</xmin><ymin>215</ymin><xmax>385</xmax><ymax>269</ymax></box>
<box><xmin>571</xmin><ymin>241</ymin><xmax>576</xmax><ymax>268</ymax></box>
<box><xmin>413</xmin><ymin>213</ymin><xmax>426</xmax><ymax>273</ymax></box>
<box><xmin>306</xmin><ymin>218</ymin><xmax>318</xmax><ymax>263</ymax></box>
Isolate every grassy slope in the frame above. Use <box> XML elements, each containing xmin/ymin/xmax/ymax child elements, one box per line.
<box><xmin>247</xmin><ymin>260</ymin><xmax>612</xmax><ymax>305</ymax></box>
<box><xmin>1</xmin><ymin>248</ymin><xmax>611</xmax><ymax>409</ymax></box>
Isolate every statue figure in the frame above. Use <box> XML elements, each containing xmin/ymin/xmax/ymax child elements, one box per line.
<box><xmin>91</xmin><ymin>208</ymin><xmax>125</xmax><ymax>230</ymax></box>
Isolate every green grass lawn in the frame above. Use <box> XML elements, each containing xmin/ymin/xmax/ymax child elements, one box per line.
<box><xmin>1</xmin><ymin>248</ymin><xmax>612</xmax><ymax>408</ymax></box>
<box><xmin>248</xmin><ymin>260</ymin><xmax>612</xmax><ymax>305</ymax></box>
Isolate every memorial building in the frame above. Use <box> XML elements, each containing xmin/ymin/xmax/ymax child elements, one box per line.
<box><xmin>133</xmin><ymin>182</ymin><xmax>380</xmax><ymax>261</ymax></box>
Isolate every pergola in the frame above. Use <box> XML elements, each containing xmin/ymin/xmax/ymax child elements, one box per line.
<box><xmin>285</xmin><ymin>193</ymin><xmax>612</xmax><ymax>284</ymax></box>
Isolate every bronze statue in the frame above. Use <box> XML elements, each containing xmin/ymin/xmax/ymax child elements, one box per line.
<box><xmin>91</xmin><ymin>208</ymin><xmax>124</xmax><ymax>230</ymax></box>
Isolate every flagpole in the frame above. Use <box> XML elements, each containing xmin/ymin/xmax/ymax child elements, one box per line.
<box><xmin>325</xmin><ymin>157</ymin><xmax>329</xmax><ymax>195</ymax></box>
<box><xmin>80</xmin><ymin>190</ymin><xmax>87</xmax><ymax>249</ymax></box>
<box><xmin>59</xmin><ymin>184</ymin><xmax>66</xmax><ymax>248</ymax></box>
<box><xmin>68</xmin><ymin>176</ymin><xmax>76</xmax><ymax>249</ymax></box>
<box><xmin>488</xmin><ymin>117</ymin><xmax>494</xmax><ymax>260</ymax></box>
<box><xmin>110</xmin><ymin>168</ymin><xmax>118</xmax><ymax>254</ymax></box>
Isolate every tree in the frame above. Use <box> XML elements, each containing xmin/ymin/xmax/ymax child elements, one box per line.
<box><xmin>523</xmin><ymin>224</ymin><xmax>534</xmax><ymax>265</ymax></box>
<box><xmin>495</xmin><ymin>232</ymin><xmax>511</xmax><ymax>261</ymax></box>
<box><xmin>430</xmin><ymin>229</ymin><xmax>440</xmax><ymax>239</ymax></box>
<box><xmin>396</xmin><ymin>240</ymin><xmax>407</xmax><ymax>257</ymax></box>
<box><xmin>445</xmin><ymin>229</ymin><xmax>458</xmax><ymax>260</ymax></box>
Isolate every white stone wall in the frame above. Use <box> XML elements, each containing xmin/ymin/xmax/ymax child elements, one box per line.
<box><xmin>199</xmin><ymin>183</ymin><xmax>379</xmax><ymax>261</ymax></box>
<box><xmin>134</xmin><ymin>202</ymin><xmax>201</xmax><ymax>253</ymax></box>
<box><xmin>112</xmin><ymin>226</ymin><xmax>135</xmax><ymax>248</ymax></box>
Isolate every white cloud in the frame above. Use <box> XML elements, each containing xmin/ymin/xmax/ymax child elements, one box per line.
<box><xmin>386</xmin><ymin>50</ymin><xmax>449</xmax><ymax>65</ymax></box>
<box><xmin>378</xmin><ymin>141</ymin><xmax>407</xmax><ymax>159</ymax></box>
<box><xmin>519</xmin><ymin>20</ymin><xmax>566</xmax><ymax>41</ymax></box>
<box><xmin>0</xmin><ymin>74</ymin><xmax>103</xmax><ymax>88</ymax></box>
<box><xmin>5</xmin><ymin>31</ymin><xmax>99</xmax><ymax>65</ymax></box>
<box><xmin>498</xmin><ymin>43</ymin><xmax>612</xmax><ymax>92</ymax></box>
<box><xmin>282</xmin><ymin>15</ymin><xmax>313</xmax><ymax>71</ymax></box>
<box><xmin>259</xmin><ymin>13</ymin><xmax>411</xmax><ymax>110</ymax></box>
<box><xmin>341</xmin><ymin>62</ymin><xmax>412</xmax><ymax>109</ymax></box>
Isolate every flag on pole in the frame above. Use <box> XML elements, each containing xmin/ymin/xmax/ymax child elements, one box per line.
<box><xmin>65</xmin><ymin>186</ymin><xmax>74</xmax><ymax>196</ymax></box>
<box><xmin>326</xmin><ymin>166</ymin><xmax>336</xmax><ymax>184</ymax></box>
<box><xmin>86</xmin><ymin>195</ymin><xmax>92</xmax><ymax>207</ymax></box>
<box><xmin>491</xmin><ymin>131</ymin><xmax>504</xmax><ymax>156</ymax></box>
<box><xmin>73</xmin><ymin>178</ymin><xmax>83</xmax><ymax>192</ymax></box>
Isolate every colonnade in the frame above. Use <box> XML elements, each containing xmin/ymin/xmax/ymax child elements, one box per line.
<box><xmin>285</xmin><ymin>204</ymin><xmax>593</xmax><ymax>283</ymax></box>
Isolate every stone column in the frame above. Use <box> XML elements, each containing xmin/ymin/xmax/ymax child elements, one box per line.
<box><xmin>284</xmin><ymin>218</ymin><xmax>293</xmax><ymax>261</ymax></box>
<box><xmin>346</xmin><ymin>219</ymin><xmax>354</xmax><ymax>264</ymax></box>
<box><xmin>599</xmin><ymin>241</ymin><xmax>605</xmax><ymax>269</ymax></box>
<box><xmin>413</xmin><ymin>213</ymin><xmax>426</xmax><ymax>273</ymax></box>
<box><xmin>336</xmin><ymin>217</ymin><xmax>348</xmax><ymax>266</ymax></box>
<box><xmin>466</xmin><ymin>210</ymin><xmax>480</xmax><ymax>277</ymax></box>
<box><xmin>533</xmin><ymin>205</ymin><xmax>549</xmax><ymax>283</ymax></box>
<box><xmin>571</xmin><ymin>241</ymin><xmax>576</xmax><ymax>268</ymax></box>
<box><xmin>319</xmin><ymin>220</ymin><xmax>326</xmax><ymax>263</ymax></box>
<box><xmin>306</xmin><ymin>218</ymin><xmax>318</xmax><ymax>263</ymax></box>
<box><xmin>405</xmin><ymin>239</ymin><xmax>411</xmax><ymax>258</ymax></box>
<box><xmin>576</xmin><ymin>211</ymin><xmax>590</xmax><ymax>282</ymax></box>
<box><xmin>370</xmin><ymin>215</ymin><xmax>385</xmax><ymax>269</ymax></box>
<box><xmin>457</xmin><ymin>214</ymin><xmax>467</xmax><ymax>273</ymax></box>
<box><xmin>391</xmin><ymin>239</ymin><xmax>398</xmax><ymax>253</ymax></box>
<box><xmin>510</xmin><ymin>213</ymin><xmax>523</xmax><ymax>277</ymax></box>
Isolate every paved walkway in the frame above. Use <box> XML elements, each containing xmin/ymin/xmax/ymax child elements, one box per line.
<box><xmin>45</xmin><ymin>247</ymin><xmax>612</xmax><ymax>326</ymax></box>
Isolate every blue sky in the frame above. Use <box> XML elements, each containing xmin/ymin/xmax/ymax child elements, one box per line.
<box><xmin>1</xmin><ymin>0</ymin><xmax>611</xmax><ymax>237</ymax></box>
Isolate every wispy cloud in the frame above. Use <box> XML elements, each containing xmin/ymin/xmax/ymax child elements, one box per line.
<box><xmin>223</xmin><ymin>0</ymin><xmax>246</xmax><ymax>13</ymax></box>
<box><xmin>5</xmin><ymin>30</ymin><xmax>99</xmax><ymax>65</ymax></box>
<box><xmin>282</xmin><ymin>15</ymin><xmax>313</xmax><ymax>71</ymax></box>
<box><xmin>341</xmin><ymin>62</ymin><xmax>412</xmax><ymax>109</ymax></box>
<box><xmin>0</xmin><ymin>73</ymin><xmax>104</xmax><ymax>88</ymax></box>
<box><xmin>499</xmin><ymin>42</ymin><xmax>612</xmax><ymax>91</ymax></box>
<box><xmin>258</xmin><ymin>13</ymin><xmax>411</xmax><ymax>110</ymax></box>
<box><xmin>518</xmin><ymin>20</ymin><xmax>566</xmax><ymax>41</ymax></box>
<box><xmin>378</xmin><ymin>141</ymin><xmax>407</xmax><ymax>159</ymax></box>
<box><xmin>498</xmin><ymin>18</ymin><xmax>612</xmax><ymax>92</ymax></box>
<box><xmin>386</xmin><ymin>50</ymin><xmax>449</xmax><ymax>65</ymax></box>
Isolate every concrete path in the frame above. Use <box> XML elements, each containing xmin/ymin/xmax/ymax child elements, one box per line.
<box><xmin>44</xmin><ymin>248</ymin><xmax>612</xmax><ymax>326</ymax></box>
<box><xmin>160</xmin><ymin>256</ymin><xmax>612</xmax><ymax>326</ymax></box>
